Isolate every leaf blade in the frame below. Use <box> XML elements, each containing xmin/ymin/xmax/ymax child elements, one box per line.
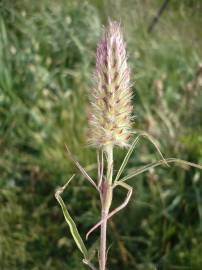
<box><xmin>55</xmin><ymin>175</ymin><xmax>88</xmax><ymax>259</ymax></box>
<box><xmin>120</xmin><ymin>158</ymin><xmax>202</xmax><ymax>182</ymax></box>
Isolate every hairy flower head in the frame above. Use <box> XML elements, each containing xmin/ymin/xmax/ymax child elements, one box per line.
<box><xmin>88</xmin><ymin>21</ymin><xmax>133</xmax><ymax>149</ymax></box>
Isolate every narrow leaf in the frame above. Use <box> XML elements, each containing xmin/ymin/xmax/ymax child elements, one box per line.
<box><xmin>115</xmin><ymin>130</ymin><xmax>168</xmax><ymax>183</ymax></box>
<box><xmin>132</xmin><ymin>130</ymin><xmax>168</xmax><ymax>166</ymax></box>
<box><xmin>65</xmin><ymin>144</ymin><xmax>98</xmax><ymax>190</ymax></box>
<box><xmin>83</xmin><ymin>259</ymin><xmax>98</xmax><ymax>270</ymax></box>
<box><xmin>120</xmin><ymin>158</ymin><xmax>202</xmax><ymax>182</ymax></box>
<box><xmin>55</xmin><ymin>175</ymin><xmax>88</xmax><ymax>259</ymax></box>
<box><xmin>114</xmin><ymin>136</ymin><xmax>140</xmax><ymax>182</ymax></box>
<box><xmin>86</xmin><ymin>182</ymin><xmax>133</xmax><ymax>239</ymax></box>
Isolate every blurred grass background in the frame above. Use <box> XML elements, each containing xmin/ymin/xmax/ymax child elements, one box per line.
<box><xmin>0</xmin><ymin>0</ymin><xmax>202</xmax><ymax>269</ymax></box>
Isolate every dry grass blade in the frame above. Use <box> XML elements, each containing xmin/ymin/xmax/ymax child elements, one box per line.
<box><xmin>65</xmin><ymin>144</ymin><xmax>98</xmax><ymax>190</ymax></box>
<box><xmin>120</xmin><ymin>158</ymin><xmax>202</xmax><ymax>182</ymax></box>
<box><xmin>115</xmin><ymin>130</ymin><xmax>168</xmax><ymax>183</ymax></box>
<box><xmin>114</xmin><ymin>136</ymin><xmax>140</xmax><ymax>182</ymax></box>
<box><xmin>132</xmin><ymin>130</ymin><xmax>168</xmax><ymax>166</ymax></box>
<box><xmin>97</xmin><ymin>150</ymin><xmax>101</xmax><ymax>183</ymax></box>
<box><xmin>86</xmin><ymin>182</ymin><xmax>133</xmax><ymax>239</ymax></box>
<box><xmin>97</xmin><ymin>149</ymin><xmax>104</xmax><ymax>188</ymax></box>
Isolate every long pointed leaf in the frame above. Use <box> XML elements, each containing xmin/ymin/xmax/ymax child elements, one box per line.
<box><xmin>55</xmin><ymin>175</ymin><xmax>88</xmax><ymax>259</ymax></box>
<box><xmin>132</xmin><ymin>130</ymin><xmax>168</xmax><ymax>166</ymax></box>
<box><xmin>120</xmin><ymin>158</ymin><xmax>202</xmax><ymax>182</ymax></box>
<box><xmin>86</xmin><ymin>182</ymin><xmax>133</xmax><ymax>239</ymax></box>
<box><xmin>114</xmin><ymin>136</ymin><xmax>140</xmax><ymax>182</ymax></box>
<box><xmin>65</xmin><ymin>144</ymin><xmax>98</xmax><ymax>190</ymax></box>
<box><xmin>115</xmin><ymin>130</ymin><xmax>167</xmax><ymax>182</ymax></box>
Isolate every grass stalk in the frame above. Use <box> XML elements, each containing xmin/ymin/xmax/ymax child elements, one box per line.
<box><xmin>99</xmin><ymin>145</ymin><xmax>113</xmax><ymax>270</ymax></box>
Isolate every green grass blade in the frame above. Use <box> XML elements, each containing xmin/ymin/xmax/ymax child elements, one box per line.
<box><xmin>115</xmin><ymin>130</ymin><xmax>168</xmax><ymax>183</ymax></box>
<box><xmin>114</xmin><ymin>136</ymin><xmax>140</xmax><ymax>182</ymax></box>
<box><xmin>65</xmin><ymin>144</ymin><xmax>98</xmax><ymax>190</ymax></box>
<box><xmin>55</xmin><ymin>175</ymin><xmax>88</xmax><ymax>259</ymax></box>
<box><xmin>132</xmin><ymin>130</ymin><xmax>168</xmax><ymax>166</ymax></box>
<box><xmin>120</xmin><ymin>158</ymin><xmax>202</xmax><ymax>182</ymax></box>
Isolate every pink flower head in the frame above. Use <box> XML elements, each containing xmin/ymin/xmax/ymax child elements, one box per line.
<box><xmin>88</xmin><ymin>21</ymin><xmax>133</xmax><ymax>149</ymax></box>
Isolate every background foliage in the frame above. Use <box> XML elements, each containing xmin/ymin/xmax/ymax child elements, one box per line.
<box><xmin>0</xmin><ymin>0</ymin><xmax>202</xmax><ymax>269</ymax></box>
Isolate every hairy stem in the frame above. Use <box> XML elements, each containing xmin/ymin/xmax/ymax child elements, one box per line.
<box><xmin>99</xmin><ymin>145</ymin><xmax>113</xmax><ymax>270</ymax></box>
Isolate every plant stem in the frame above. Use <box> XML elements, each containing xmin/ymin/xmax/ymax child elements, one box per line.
<box><xmin>99</xmin><ymin>145</ymin><xmax>113</xmax><ymax>270</ymax></box>
<box><xmin>99</xmin><ymin>209</ymin><xmax>108</xmax><ymax>270</ymax></box>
